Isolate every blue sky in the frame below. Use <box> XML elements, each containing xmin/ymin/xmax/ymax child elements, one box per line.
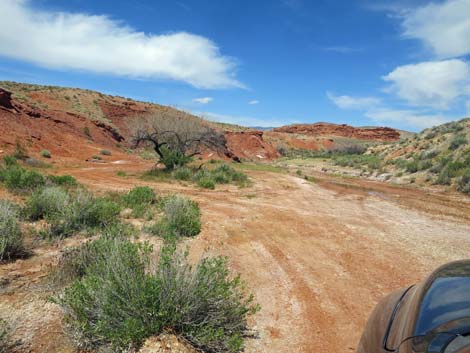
<box><xmin>0</xmin><ymin>0</ymin><xmax>469</xmax><ymax>131</ymax></box>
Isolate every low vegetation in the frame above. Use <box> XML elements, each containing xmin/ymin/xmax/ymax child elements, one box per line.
<box><xmin>147</xmin><ymin>195</ymin><xmax>201</xmax><ymax>239</ymax></box>
<box><xmin>40</xmin><ymin>150</ymin><xmax>52</xmax><ymax>158</ymax></box>
<box><xmin>0</xmin><ymin>200</ymin><xmax>26</xmax><ymax>262</ymax></box>
<box><xmin>289</xmin><ymin>118</ymin><xmax>470</xmax><ymax>194</ymax></box>
<box><xmin>0</xmin><ymin>318</ymin><xmax>9</xmax><ymax>353</ymax></box>
<box><xmin>121</xmin><ymin>186</ymin><xmax>156</xmax><ymax>217</ymax></box>
<box><xmin>169</xmin><ymin>163</ymin><xmax>249</xmax><ymax>189</ymax></box>
<box><xmin>56</xmin><ymin>238</ymin><xmax>258</xmax><ymax>353</ymax></box>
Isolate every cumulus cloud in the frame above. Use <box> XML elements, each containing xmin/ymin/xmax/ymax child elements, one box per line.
<box><xmin>401</xmin><ymin>0</ymin><xmax>470</xmax><ymax>58</ymax></box>
<box><xmin>193</xmin><ymin>97</ymin><xmax>213</xmax><ymax>104</ymax></box>
<box><xmin>383</xmin><ymin>59</ymin><xmax>470</xmax><ymax>109</ymax></box>
<box><xmin>248</xmin><ymin>100</ymin><xmax>260</xmax><ymax>105</ymax></box>
<box><xmin>365</xmin><ymin>108</ymin><xmax>449</xmax><ymax>129</ymax></box>
<box><xmin>326</xmin><ymin>92</ymin><xmax>381</xmax><ymax>110</ymax></box>
<box><xmin>0</xmin><ymin>0</ymin><xmax>242</xmax><ymax>89</ymax></box>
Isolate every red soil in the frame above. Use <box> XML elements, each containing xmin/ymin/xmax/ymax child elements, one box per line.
<box><xmin>225</xmin><ymin>130</ymin><xmax>280</xmax><ymax>160</ymax></box>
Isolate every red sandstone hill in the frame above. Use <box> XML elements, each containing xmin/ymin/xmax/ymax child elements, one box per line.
<box><xmin>272</xmin><ymin>122</ymin><xmax>401</xmax><ymax>142</ymax></box>
<box><xmin>0</xmin><ymin>81</ymin><xmax>407</xmax><ymax>162</ymax></box>
<box><xmin>0</xmin><ymin>81</ymin><xmax>278</xmax><ymax>162</ymax></box>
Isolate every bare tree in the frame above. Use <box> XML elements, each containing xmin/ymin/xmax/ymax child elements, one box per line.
<box><xmin>131</xmin><ymin>112</ymin><xmax>238</xmax><ymax>169</ymax></box>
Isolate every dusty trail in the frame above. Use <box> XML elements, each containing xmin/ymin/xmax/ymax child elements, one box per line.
<box><xmin>2</xmin><ymin>161</ymin><xmax>470</xmax><ymax>353</ymax></box>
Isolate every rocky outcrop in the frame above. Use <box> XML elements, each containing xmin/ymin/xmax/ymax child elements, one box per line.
<box><xmin>0</xmin><ymin>88</ymin><xmax>16</xmax><ymax>111</ymax></box>
<box><xmin>272</xmin><ymin>122</ymin><xmax>400</xmax><ymax>141</ymax></box>
<box><xmin>225</xmin><ymin>130</ymin><xmax>280</xmax><ymax>160</ymax></box>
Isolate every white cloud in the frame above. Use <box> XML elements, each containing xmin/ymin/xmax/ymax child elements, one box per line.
<box><xmin>193</xmin><ymin>97</ymin><xmax>213</xmax><ymax>104</ymax></box>
<box><xmin>401</xmin><ymin>0</ymin><xmax>470</xmax><ymax>58</ymax></box>
<box><xmin>0</xmin><ymin>0</ymin><xmax>242</xmax><ymax>89</ymax></box>
<box><xmin>365</xmin><ymin>108</ymin><xmax>449</xmax><ymax>129</ymax></box>
<box><xmin>326</xmin><ymin>92</ymin><xmax>381</xmax><ymax>110</ymax></box>
<box><xmin>248</xmin><ymin>100</ymin><xmax>260</xmax><ymax>105</ymax></box>
<box><xmin>383</xmin><ymin>59</ymin><xmax>470</xmax><ymax>109</ymax></box>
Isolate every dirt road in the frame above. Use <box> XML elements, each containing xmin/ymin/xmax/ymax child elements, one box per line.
<box><xmin>2</xmin><ymin>161</ymin><xmax>470</xmax><ymax>353</ymax></box>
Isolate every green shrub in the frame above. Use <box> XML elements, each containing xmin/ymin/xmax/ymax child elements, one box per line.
<box><xmin>100</xmin><ymin>149</ymin><xmax>111</xmax><ymax>156</ymax></box>
<box><xmin>212</xmin><ymin>164</ymin><xmax>249</xmax><ymax>185</ymax></box>
<box><xmin>435</xmin><ymin>169</ymin><xmax>452</xmax><ymax>185</ymax></box>
<box><xmin>48</xmin><ymin>174</ymin><xmax>78</xmax><ymax>187</ymax></box>
<box><xmin>449</xmin><ymin>135</ymin><xmax>467</xmax><ymax>150</ymax></box>
<box><xmin>405</xmin><ymin>160</ymin><xmax>419</xmax><ymax>173</ymax></box>
<box><xmin>40</xmin><ymin>150</ymin><xmax>51</xmax><ymax>158</ymax></box>
<box><xmin>2</xmin><ymin>155</ymin><xmax>17</xmax><ymax>167</ymax></box>
<box><xmin>122</xmin><ymin>186</ymin><xmax>156</xmax><ymax>217</ymax></box>
<box><xmin>197</xmin><ymin>176</ymin><xmax>216</xmax><ymax>190</ymax></box>
<box><xmin>57</xmin><ymin>240</ymin><xmax>258</xmax><ymax>353</ymax></box>
<box><xmin>0</xmin><ymin>200</ymin><xmax>26</xmax><ymax>262</ymax></box>
<box><xmin>172</xmin><ymin>166</ymin><xmax>192</xmax><ymax>181</ymax></box>
<box><xmin>457</xmin><ymin>169</ymin><xmax>470</xmax><ymax>194</ymax></box>
<box><xmin>160</xmin><ymin>147</ymin><xmax>192</xmax><ymax>170</ymax></box>
<box><xmin>148</xmin><ymin>195</ymin><xmax>201</xmax><ymax>239</ymax></box>
<box><xmin>332</xmin><ymin>154</ymin><xmax>381</xmax><ymax>170</ymax></box>
<box><xmin>116</xmin><ymin>171</ymin><xmax>126</xmax><ymax>177</ymax></box>
<box><xmin>0</xmin><ymin>165</ymin><xmax>45</xmax><ymax>193</ymax></box>
<box><xmin>91</xmin><ymin>155</ymin><xmax>102</xmax><ymax>160</ymax></box>
<box><xmin>45</xmin><ymin>191</ymin><xmax>121</xmax><ymax>238</ymax></box>
<box><xmin>24</xmin><ymin>186</ymin><xmax>70</xmax><ymax>221</ymax></box>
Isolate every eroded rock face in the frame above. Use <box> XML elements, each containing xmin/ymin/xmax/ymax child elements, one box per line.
<box><xmin>0</xmin><ymin>88</ymin><xmax>15</xmax><ymax>110</ymax></box>
<box><xmin>225</xmin><ymin>130</ymin><xmax>280</xmax><ymax>160</ymax></box>
<box><xmin>272</xmin><ymin>122</ymin><xmax>400</xmax><ymax>141</ymax></box>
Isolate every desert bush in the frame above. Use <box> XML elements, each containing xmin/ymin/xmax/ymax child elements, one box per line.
<box><xmin>40</xmin><ymin>150</ymin><xmax>51</xmax><ymax>158</ymax></box>
<box><xmin>148</xmin><ymin>195</ymin><xmax>201</xmax><ymax>239</ymax></box>
<box><xmin>212</xmin><ymin>164</ymin><xmax>249</xmax><ymax>185</ymax></box>
<box><xmin>449</xmin><ymin>135</ymin><xmax>467</xmax><ymax>150</ymax></box>
<box><xmin>0</xmin><ymin>164</ymin><xmax>45</xmax><ymax>193</ymax></box>
<box><xmin>45</xmin><ymin>191</ymin><xmax>121</xmax><ymax>238</ymax></box>
<box><xmin>0</xmin><ymin>200</ymin><xmax>26</xmax><ymax>262</ymax></box>
<box><xmin>0</xmin><ymin>318</ymin><xmax>9</xmax><ymax>353</ymax></box>
<box><xmin>333</xmin><ymin>154</ymin><xmax>381</xmax><ymax>170</ymax></box>
<box><xmin>405</xmin><ymin>160</ymin><xmax>419</xmax><ymax>173</ymax></box>
<box><xmin>160</xmin><ymin>147</ymin><xmax>192</xmax><ymax>170</ymax></box>
<box><xmin>13</xmin><ymin>140</ymin><xmax>28</xmax><ymax>160</ymax></box>
<box><xmin>172</xmin><ymin>166</ymin><xmax>192</xmax><ymax>181</ymax></box>
<box><xmin>425</xmin><ymin>131</ymin><xmax>437</xmax><ymax>140</ymax></box>
<box><xmin>51</xmin><ymin>230</ymin><xmax>134</xmax><ymax>286</ymax></box>
<box><xmin>3</xmin><ymin>155</ymin><xmax>17</xmax><ymax>167</ymax></box>
<box><xmin>435</xmin><ymin>169</ymin><xmax>452</xmax><ymax>185</ymax></box>
<box><xmin>196</xmin><ymin>175</ymin><xmax>216</xmax><ymax>190</ymax></box>
<box><xmin>83</xmin><ymin>126</ymin><xmax>92</xmax><ymax>139</ymax></box>
<box><xmin>457</xmin><ymin>169</ymin><xmax>470</xmax><ymax>194</ymax></box>
<box><xmin>91</xmin><ymin>155</ymin><xmax>102</xmax><ymax>160</ymax></box>
<box><xmin>57</xmin><ymin>240</ymin><xmax>258</xmax><ymax>353</ymax></box>
<box><xmin>24</xmin><ymin>186</ymin><xmax>69</xmax><ymax>221</ymax></box>
<box><xmin>122</xmin><ymin>186</ymin><xmax>156</xmax><ymax>217</ymax></box>
<box><xmin>48</xmin><ymin>174</ymin><xmax>78</xmax><ymax>187</ymax></box>
<box><xmin>100</xmin><ymin>149</ymin><xmax>111</xmax><ymax>156</ymax></box>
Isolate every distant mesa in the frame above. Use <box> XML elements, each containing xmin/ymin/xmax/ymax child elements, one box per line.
<box><xmin>272</xmin><ymin>122</ymin><xmax>401</xmax><ymax>142</ymax></box>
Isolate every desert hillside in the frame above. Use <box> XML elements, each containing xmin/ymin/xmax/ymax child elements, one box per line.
<box><xmin>0</xmin><ymin>81</ymin><xmax>469</xmax><ymax>353</ymax></box>
<box><xmin>0</xmin><ymin>81</ymin><xmax>407</xmax><ymax>163</ymax></box>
